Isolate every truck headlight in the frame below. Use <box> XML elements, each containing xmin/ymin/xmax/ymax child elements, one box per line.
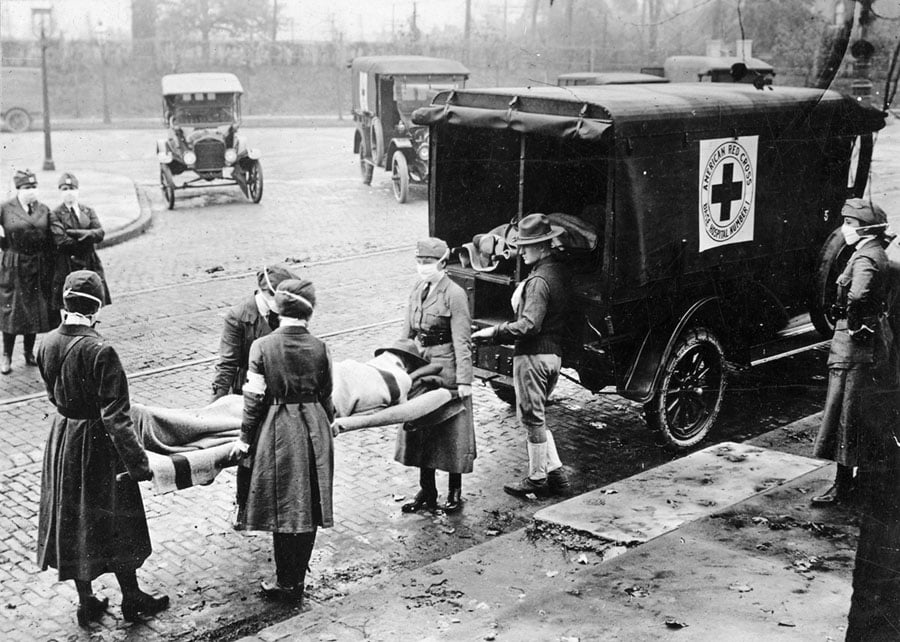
<box><xmin>224</xmin><ymin>148</ymin><xmax>237</xmax><ymax>164</ymax></box>
<box><xmin>184</xmin><ymin>151</ymin><xmax>197</xmax><ymax>166</ymax></box>
<box><xmin>417</xmin><ymin>144</ymin><xmax>429</xmax><ymax>161</ymax></box>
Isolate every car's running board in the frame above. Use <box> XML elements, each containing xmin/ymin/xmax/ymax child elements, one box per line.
<box><xmin>749</xmin><ymin>323</ymin><xmax>830</xmax><ymax>366</ymax></box>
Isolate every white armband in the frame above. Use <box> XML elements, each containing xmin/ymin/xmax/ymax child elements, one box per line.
<box><xmin>243</xmin><ymin>372</ymin><xmax>267</xmax><ymax>395</ymax></box>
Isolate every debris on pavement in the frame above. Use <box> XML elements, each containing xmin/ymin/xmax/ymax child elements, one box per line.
<box><xmin>624</xmin><ymin>585</ymin><xmax>650</xmax><ymax>598</ymax></box>
<box><xmin>728</xmin><ymin>583</ymin><xmax>753</xmax><ymax>593</ymax></box>
<box><xmin>664</xmin><ymin>617</ymin><xmax>689</xmax><ymax>629</ymax></box>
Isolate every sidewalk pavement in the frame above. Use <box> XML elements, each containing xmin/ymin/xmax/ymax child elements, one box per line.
<box><xmin>245</xmin><ymin>416</ymin><xmax>861</xmax><ymax>642</ymax></box>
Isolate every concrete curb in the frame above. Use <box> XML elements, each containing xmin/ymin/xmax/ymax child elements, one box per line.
<box><xmin>97</xmin><ymin>182</ymin><xmax>154</xmax><ymax>249</ymax></box>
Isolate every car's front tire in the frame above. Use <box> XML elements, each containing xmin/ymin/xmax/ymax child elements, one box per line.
<box><xmin>160</xmin><ymin>167</ymin><xmax>175</xmax><ymax>210</ymax></box>
<box><xmin>247</xmin><ymin>160</ymin><xmax>263</xmax><ymax>203</ymax></box>
<box><xmin>391</xmin><ymin>151</ymin><xmax>410</xmax><ymax>203</ymax></box>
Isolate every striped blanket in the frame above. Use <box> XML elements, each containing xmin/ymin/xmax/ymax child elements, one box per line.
<box><xmin>130</xmin><ymin>395</ymin><xmax>243</xmax><ymax>494</ymax></box>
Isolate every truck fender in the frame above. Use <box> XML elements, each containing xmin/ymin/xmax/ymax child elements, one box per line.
<box><xmin>156</xmin><ymin>139</ymin><xmax>172</xmax><ymax>164</ymax></box>
<box><xmin>388</xmin><ymin>138</ymin><xmax>414</xmax><ymax>162</ymax></box>
<box><xmin>620</xmin><ymin>296</ymin><xmax>721</xmax><ymax>403</ymax></box>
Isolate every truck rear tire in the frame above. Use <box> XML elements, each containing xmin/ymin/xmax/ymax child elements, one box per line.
<box><xmin>810</xmin><ymin>227</ymin><xmax>852</xmax><ymax>337</ymax></box>
<box><xmin>644</xmin><ymin>327</ymin><xmax>726</xmax><ymax>450</ymax></box>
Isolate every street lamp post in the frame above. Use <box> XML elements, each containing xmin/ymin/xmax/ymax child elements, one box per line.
<box><xmin>32</xmin><ymin>8</ymin><xmax>55</xmax><ymax>171</ymax></box>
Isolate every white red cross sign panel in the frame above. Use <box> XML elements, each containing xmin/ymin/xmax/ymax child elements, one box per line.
<box><xmin>698</xmin><ymin>135</ymin><xmax>758</xmax><ymax>253</ymax></box>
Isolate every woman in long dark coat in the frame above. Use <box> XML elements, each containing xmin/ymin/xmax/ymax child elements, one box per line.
<box><xmin>49</xmin><ymin>172</ymin><xmax>112</xmax><ymax>311</ymax></box>
<box><xmin>813</xmin><ymin>199</ymin><xmax>893</xmax><ymax>506</ymax></box>
<box><xmin>36</xmin><ymin>270</ymin><xmax>168</xmax><ymax>627</ymax></box>
<box><xmin>0</xmin><ymin>169</ymin><xmax>55</xmax><ymax>375</ymax></box>
<box><xmin>230</xmin><ymin>278</ymin><xmax>334</xmax><ymax>604</ymax></box>
<box><xmin>396</xmin><ymin>237</ymin><xmax>475</xmax><ymax>514</ymax></box>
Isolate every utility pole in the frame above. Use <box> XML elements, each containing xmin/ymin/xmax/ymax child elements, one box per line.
<box><xmin>464</xmin><ymin>0</ymin><xmax>472</xmax><ymax>63</ymax></box>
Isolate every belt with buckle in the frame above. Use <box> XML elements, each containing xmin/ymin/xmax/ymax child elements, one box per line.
<box><xmin>272</xmin><ymin>393</ymin><xmax>318</xmax><ymax>405</ymax></box>
<box><xmin>417</xmin><ymin>332</ymin><xmax>452</xmax><ymax>347</ymax></box>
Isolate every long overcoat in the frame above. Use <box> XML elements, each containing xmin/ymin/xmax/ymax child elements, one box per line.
<box><xmin>815</xmin><ymin>240</ymin><xmax>893</xmax><ymax>469</ymax></box>
<box><xmin>49</xmin><ymin>203</ymin><xmax>111</xmax><ymax>309</ymax></box>
<box><xmin>0</xmin><ymin>197</ymin><xmax>55</xmax><ymax>333</ymax></box>
<box><xmin>36</xmin><ymin>324</ymin><xmax>152</xmax><ymax>581</ymax></box>
<box><xmin>234</xmin><ymin>326</ymin><xmax>335</xmax><ymax>533</ymax></box>
<box><xmin>395</xmin><ymin>274</ymin><xmax>476</xmax><ymax>473</ymax></box>
<box><xmin>212</xmin><ymin>293</ymin><xmax>271</xmax><ymax>397</ymax></box>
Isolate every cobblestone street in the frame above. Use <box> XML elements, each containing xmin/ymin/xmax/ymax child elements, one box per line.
<box><xmin>1</xmin><ymin>127</ymin><xmax>830</xmax><ymax>640</ymax></box>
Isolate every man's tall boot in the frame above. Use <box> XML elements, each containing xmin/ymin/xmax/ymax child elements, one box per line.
<box><xmin>545</xmin><ymin>430</ymin><xmax>571</xmax><ymax>495</ymax></box>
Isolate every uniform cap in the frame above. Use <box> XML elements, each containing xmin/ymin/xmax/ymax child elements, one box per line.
<box><xmin>13</xmin><ymin>169</ymin><xmax>37</xmax><ymax>189</ymax></box>
<box><xmin>516</xmin><ymin>213</ymin><xmax>564</xmax><ymax>246</ymax></box>
<box><xmin>374</xmin><ymin>338</ymin><xmax>429</xmax><ymax>370</ymax></box>
<box><xmin>257</xmin><ymin>265</ymin><xmax>300</xmax><ymax>295</ymax></box>
<box><xmin>58</xmin><ymin>172</ymin><xmax>79</xmax><ymax>189</ymax></box>
<box><xmin>62</xmin><ymin>270</ymin><xmax>105</xmax><ymax>309</ymax></box>
<box><xmin>274</xmin><ymin>279</ymin><xmax>316</xmax><ymax>318</ymax></box>
<box><xmin>842</xmin><ymin>199</ymin><xmax>887</xmax><ymax>227</ymax></box>
<box><xmin>415</xmin><ymin>237</ymin><xmax>449</xmax><ymax>260</ymax></box>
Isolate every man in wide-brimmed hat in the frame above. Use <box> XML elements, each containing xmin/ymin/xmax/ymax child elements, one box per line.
<box><xmin>473</xmin><ymin>213</ymin><xmax>573</xmax><ymax>498</ymax></box>
<box><xmin>211</xmin><ymin>264</ymin><xmax>300</xmax><ymax>401</ymax></box>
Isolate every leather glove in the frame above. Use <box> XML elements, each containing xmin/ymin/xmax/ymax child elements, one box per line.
<box><xmin>471</xmin><ymin>326</ymin><xmax>496</xmax><ymax>344</ymax></box>
<box><xmin>457</xmin><ymin>384</ymin><xmax>472</xmax><ymax>398</ymax></box>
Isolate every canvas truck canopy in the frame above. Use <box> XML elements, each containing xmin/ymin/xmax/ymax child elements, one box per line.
<box><xmin>161</xmin><ymin>73</ymin><xmax>244</xmax><ymax>96</ymax></box>
<box><xmin>413</xmin><ymin>83</ymin><xmax>885</xmax><ymax>301</ymax></box>
<box><xmin>350</xmin><ymin>56</ymin><xmax>469</xmax><ymax>115</ymax></box>
<box><xmin>664</xmin><ymin>55</ymin><xmax>775</xmax><ymax>83</ymax></box>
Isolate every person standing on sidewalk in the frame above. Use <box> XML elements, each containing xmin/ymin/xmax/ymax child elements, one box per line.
<box><xmin>0</xmin><ymin>169</ymin><xmax>55</xmax><ymax>375</ymax></box>
<box><xmin>229</xmin><ymin>279</ymin><xmax>334</xmax><ymax>605</ymax></box>
<box><xmin>49</xmin><ymin>172</ymin><xmax>112</xmax><ymax>313</ymax></box>
<box><xmin>812</xmin><ymin>199</ymin><xmax>892</xmax><ymax>506</ymax></box>
<box><xmin>472</xmin><ymin>214</ymin><xmax>572</xmax><ymax>498</ymax></box>
<box><xmin>211</xmin><ymin>265</ymin><xmax>299</xmax><ymax>402</ymax></box>
<box><xmin>396</xmin><ymin>238</ymin><xmax>475</xmax><ymax>514</ymax></box>
<box><xmin>36</xmin><ymin>270</ymin><xmax>168</xmax><ymax>627</ymax></box>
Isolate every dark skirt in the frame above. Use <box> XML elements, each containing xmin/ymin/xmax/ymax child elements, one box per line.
<box><xmin>395</xmin><ymin>396</ymin><xmax>476</xmax><ymax>473</ymax></box>
<box><xmin>37</xmin><ymin>416</ymin><xmax>151</xmax><ymax>581</ymax></box>
<box><xmin>0</xmin><ymin>249</ymin><xmax>54</xmax><ymax>334</ymax></box>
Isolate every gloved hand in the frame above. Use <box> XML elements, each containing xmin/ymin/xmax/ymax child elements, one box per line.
<box><xmin>330</xmin><ymin>419</ymin><xmax>347</xmax><ymax>438</ymax></box>
<box><xmin>471</xmin><ymin>326</ymin><xmax>496</xmax><ymax>343</ymax></box>
<box><xmin>457</xmin><ymin>384</ymin><xmax>472</xmax><ymax>398</ymax></box>
<box><xmin>66</xmin><ymin>229</ymin><xmax>89</xmax><ymax>240</ymax></box>
<box><xmin>228</xmin><ymin>439</ymin><xmax>251</xmax><ymax>460</ymax></box>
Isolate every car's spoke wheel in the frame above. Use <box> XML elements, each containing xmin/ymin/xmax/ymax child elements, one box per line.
<box><xmin>247</xmin><ymin>161</ymin><xmax>263</xmax><ymax>203</ymax></box>
<box><xmin>644</xmin><ymin>327</ymin><xmax>725</xmax><ymax>450</ymax></box>
<box><xmin>811</xmin><ymin>226</ymin><xmax>853</xmax><ymax>337</ymax></box>
<box><xmin>391</xmin><ymin>151</ymin><xmax>410</xmax><ymax>203</ymax></box>
<box><xmin>159</xmin><ymin>168</ymin><xmax>175</xmax><ymax>210</ymax></box>
<box><xmin>359</xmin><ymin>146</ymin><xmax>373</xmax><ymax>185</ymax></box>
<box><xmin>4</xmin><ymin>108</ymin><xmax>31</xmax><ymax>133</ymax></box>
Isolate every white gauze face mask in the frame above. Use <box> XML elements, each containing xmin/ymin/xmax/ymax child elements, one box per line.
<box><xmin>61</xmin><ymin>189</ymin><xmax>79</xmax><ymax>206</ymax></box>
<box><xmin>841</xmin><ymin>223</ymin><xmax>861</xmax><ymax>246</ymax></box>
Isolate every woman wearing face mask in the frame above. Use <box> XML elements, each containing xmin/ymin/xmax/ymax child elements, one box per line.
<box><xmin>36</xmin><ymin>270</ymin><xmax>169</xmax><ymax>627</ymax></box>
<box><xmin>0</xmin><ymin>169</ymin><xmax>55</xmax><ymax>375</ymax></box>
<box><xmin>50</xmin><ymin>173</ymin><xmax>112</xmax><ymax>316</ymax></box>
<box><xmin>395</xmin><ymin>238</ymin><xmax>475</xmax><ymax>514</ymax></box>
<box><xmin>812</xmin><ymin>199</ymin><xmax>893</xmax><ymax>507</ymax></box>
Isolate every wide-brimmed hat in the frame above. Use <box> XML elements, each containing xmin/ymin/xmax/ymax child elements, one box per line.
<box><xmin>58</xmin><ymin>172</ymin><xmax>79</xmax><ymax>189</ymax></box>
<box><xmin>415</xmin><ymin>237</ymin><xmax>450</xmax><ymax>260</ymax></box>
<box><xmin>374</xmin><ymin>338</ymin><xmax>429</xmax><ymax>370</ymax></box>
<box><xmin>516</xmin><ymin>213</ymin><xmax>564</xmax><ymax>245</ymax></box>
<box><xmin>842</xmin><ymin>199</ymin><xmax>888</xmax><ymax>228</ymax></box>
<box><xmin>274</xmin><ymin>279</ymin><xmax>316</xmax><ymax>318</ymax></box>
<box><xmin>257</xmin><ymin>265</ymin><xmax>300</xmax><ymax>295</ymax></box>
<box><xmin>62</xmin><ymin>270</ymin><xmax>105</xmax><ymax>309</ymax></box>
<box><xmin>13</xmin><ymin>169</ymin><xmax>37</xmax><ymax>189</ymax></box>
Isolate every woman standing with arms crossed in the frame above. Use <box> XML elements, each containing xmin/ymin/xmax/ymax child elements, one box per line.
<box><xmin>396</xmin><ymin>238</ymin><xmax>475</xmax><ymax>514</ymax></box>
<box><xmin>1</xmin><ymin>169</ymin><xmax>55</xmax><ymax>374</ymax></box>
<box><xmin>230</xmin><ymin>278</ymin><xmax>334</xmax><ymax>604</ymax></box>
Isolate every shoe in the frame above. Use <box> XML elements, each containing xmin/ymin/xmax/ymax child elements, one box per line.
<box><xmin>24</xmin><ymin>352</ymin><xmax>37</xmax><ymax>366</ymax></box>
<box><xmin>811</xmin><ymin>484</ymin><xmax>840</xmax><ymax>507</ymax></box>
<box><xmin>547</xmin><ymin>467</ymin><xmax>572</xmax><ymax>496</ymax></box>
<box><xmin>76</xmin><ymin>595</ymin><xmax>109</xmax><ymax>628</ymax></box>
<box><xmin>260</xmin><ymin>580</ymin><xmax>303</xmax><ymax>604</ymax></box>
<box><xmin>503</xmin><ymin>476</ymin><xmax>552</xmax><ymax>498</ymax></box>
<box><xmin>0</xmin><ymin>356</ymin><xmax>10</xmax><ymax>375</ymax></box>
<box><xmin>121</xmin><ymin>592</ymin><xmax>170</xmax><ymax>622</ymax></box>
<box><xmin>401</xmin><ymin>490</ymin><xmax>439</xmax><ymax>513</ymax></box>
<box><xmin>441</xmin><ymin>488</ymin><xmax>463</xmax><ymax>514</ymax></box>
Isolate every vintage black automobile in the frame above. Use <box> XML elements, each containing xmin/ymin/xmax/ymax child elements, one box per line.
<box><xmin>351</xmin><ymin>56</ymin><xmax>469</xmax><ymax>203</ymax></box>
<box><xmin>157</xmin><ymin>73</ymin><xmax>262</xmax><ymax>209</ymax></box>
<box><xmin>413</xmin><ymin>82</ymin><xmax>885</xmax><ymax>449</ymax></box>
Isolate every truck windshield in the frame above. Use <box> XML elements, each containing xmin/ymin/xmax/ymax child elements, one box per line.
<box><xmin>395</xmin><ymin>81</ymin><xmax>462</xmax><ymax>113</ymax></box>
<box><xmin>169</xmin><ymin>94</ymin><xmax>236</xmax><ymax>126</ymax></box>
